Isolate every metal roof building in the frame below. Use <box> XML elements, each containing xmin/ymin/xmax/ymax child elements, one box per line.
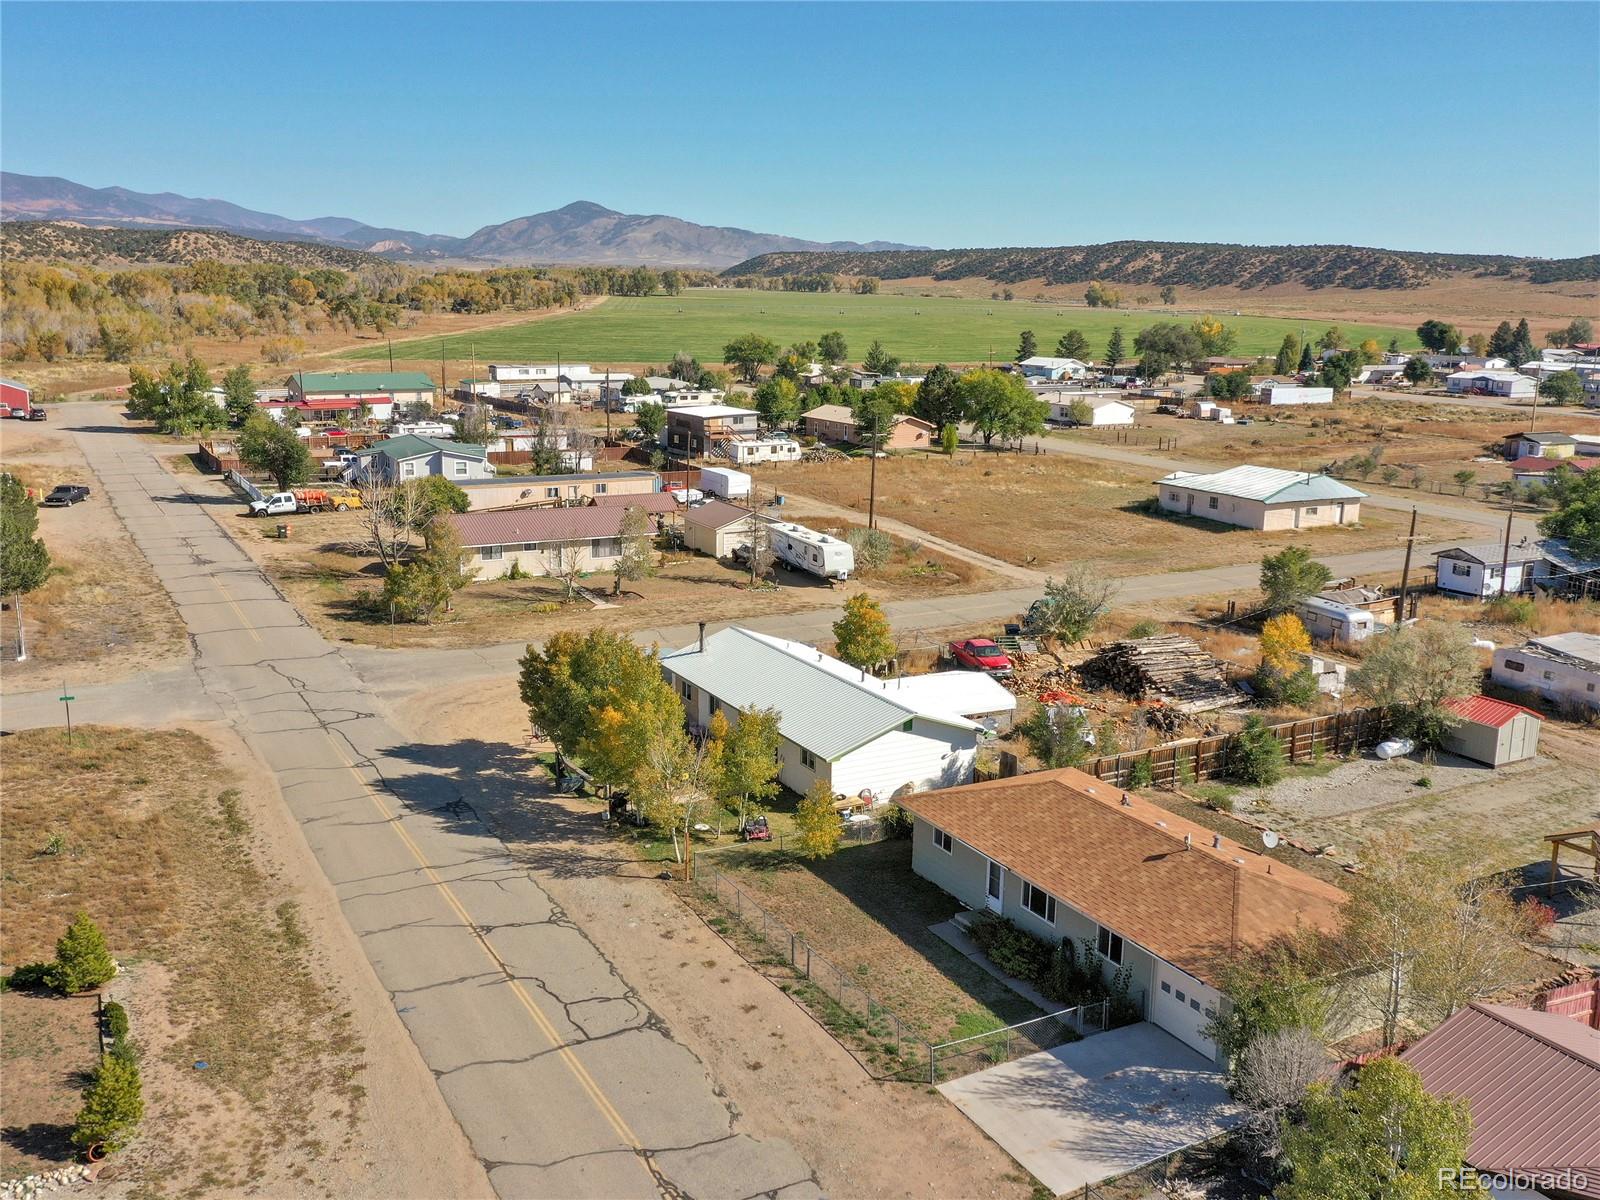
<box><xmin>1157</xmin><ymin>466</ymin><xmax>1367</xmax><ymax>504</ymax></box>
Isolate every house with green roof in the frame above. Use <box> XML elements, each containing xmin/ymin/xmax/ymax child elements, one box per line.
<box><xmin>356</xmin><ymin>434</ymin><xmax>493</xmax><ymax>483</ymax></box>
<box><xmin>1155</xmin><ymin>465</ymin><xmax>1365</xmax><ymax>530</ymax></box>
<box><xmin>285</xmin><ymin>371</ymin><xmax>437</xmax><ymax>419</ymax></box>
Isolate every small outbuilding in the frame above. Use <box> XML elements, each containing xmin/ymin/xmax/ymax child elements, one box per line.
<box><xmin>683</xmin><ymin>499</ymin><xmax>762</xmax><ymax>558</ymax></box>
<box><xmin>1440</xmin><ymin>695</ymin><xmax>1543</xmax><ymax>766</ymax></box>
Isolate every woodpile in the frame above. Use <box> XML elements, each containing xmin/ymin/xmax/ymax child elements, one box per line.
<box><xmin>1083</xmin><ymin>635</ymin><xmax>1238</xmax><ymax>714</ymax></box>
<box><xmin>802</xmin><ymin>446</ymin><xmax>850</xmax><ymax>463</ymax></box>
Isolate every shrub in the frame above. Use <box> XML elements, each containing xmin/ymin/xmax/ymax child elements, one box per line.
<box><xmin>53</xmin><ymin>912</ymin><xmax>116</xmax><ymax>994</ymax></box>
<box><xmin>72</xmin><ymin>1054</ymin><xmax>144</xmax><ymax>1152</ymax></box>
<box><xmin>1231</xmin><ymin>717</ymin><xmax>1285</xmax><ymax>786</ymax></box>
<box><xmin>878</xmin><ymin>804</ymin><xmax>913</xmax><ymax>840</ymax></box>
<box><xmin>1126</xmin><ymin>619</ymin><xmax>1161</xmax><ymax>639</ymax></box>
<box><xmin>845</xmin><ymin>527</ymin><xmax>893</xmax><ymax>572</ymax></box>
<box><xmin>1483</xmin><ymin>595</ymin><xmax>1536</xmax><ymax>627</ymax></box>
<box><xmin>1127</xmin><ymin>757</ymin><xmax>1154</xmax><ymax>789</ymax></box>
<box><xmin>3</xmin><ymin>962</ymin><xmax>56</xmax><ymax>990</ymax></box>
<box><xmin>1517</xmin><ymin>898</ymin><xmax>1557</xmax><ymax>939</ymax></box>
<box><xmin>1252</xmin><ymin>664</ymin><xmax>1320</xmax><ymax>707</ymax></box>
<box><xmin>102</xmin><ymin>1000</ymin><xmax>130</xmax><ymax>1042</ymax></box>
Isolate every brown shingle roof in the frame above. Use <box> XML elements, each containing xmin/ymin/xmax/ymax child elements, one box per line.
<box><xmin>1402</xmin><ymin>1003</ymin><xmax>1600</xmax><ymax>1196</ymax></box>
<box><xmin>589</xmin><ymin>491</ymin><xmax>678</xmax><ymax>513</ymax></box>
<box><xmin>684</xmin><ymin>499</ymin><xmax>759</xmax><ymax>530</ymax></box>
<box><xmin>447</xmin><ymin>506</ymin><xmax>627</xmax><ymax>547</ymax></box>
<box><xmin>899</xmin><ymin>767</ymin><xmax>1345</xmax><ymax>985</ymax></box>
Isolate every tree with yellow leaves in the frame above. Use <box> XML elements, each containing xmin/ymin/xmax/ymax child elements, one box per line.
<box><xmin>1259</xmin><ymin>614</ymin><xmax>1312</xmax><ymax>674</ymax></box>
<box><xmin>794</xmin><ymin>780</ymin><xmax>843</xmax><ymax>859</ymax></box>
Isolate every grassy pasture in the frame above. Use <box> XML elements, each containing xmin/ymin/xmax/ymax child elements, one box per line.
<box><xmin>342</xmin><ymin>288</ymin><xmax>1418</xmax><ymax>368</ymax></box>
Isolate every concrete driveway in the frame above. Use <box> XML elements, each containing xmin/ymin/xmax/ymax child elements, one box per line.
<box><xmin>938</xmin><ymin>1023</ymin><xmax>1239</xmax><ymax>1196</ymax></box>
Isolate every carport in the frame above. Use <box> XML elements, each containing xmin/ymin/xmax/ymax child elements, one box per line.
<box><xmin>938</xmin><ymin>1022</ymin><xmax>1239</xmax><ymax>1196</ymax></box>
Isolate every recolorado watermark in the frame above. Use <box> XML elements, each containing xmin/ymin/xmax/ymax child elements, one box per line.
<box><xmin>1439</xmin><ymin>1167</ymin><xmax>1592</xmax><ymax>1192</ymax></box>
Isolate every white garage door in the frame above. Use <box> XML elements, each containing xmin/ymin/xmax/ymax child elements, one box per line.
<box><xmin>1151</xmin><ymin>960</ymin><xmax>1221</xmax><ymax>1061</ymax></box>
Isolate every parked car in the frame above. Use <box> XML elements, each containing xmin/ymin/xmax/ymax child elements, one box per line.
<box><xmin>25</xmin><ymin>407</ymin><xmax>47</xmax><ymax>421</ymax></box>
<box><xmin>41</xmin><ymin>483</ymin><xmax>90</xmax><ymax>506</ymax></box>
<box><xmin>949</xmin><ymin>638</ymin><xmax>1012</xmax><ymax>676</ymax></box>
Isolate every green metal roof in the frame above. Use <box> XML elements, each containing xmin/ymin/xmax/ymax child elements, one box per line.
<box><xmin>359</xmin><ymin>434</ymin><xmax>488</xmax><ymax>461</ymax></box>
<box><xmin>288</xmin><ymin>371</ymin><xmax>436</xmax><ymax>394</ymax></box>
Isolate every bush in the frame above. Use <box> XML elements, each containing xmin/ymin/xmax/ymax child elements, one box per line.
<box><xmin>102</xmin><ymin>1000</ymin><xmax>130</xmax><ymax>1042</ymax></box>
<box><xmin>1127</xmin><ymin>757</ymin><xmax>1154</xmax><ymax>789</ymax></box>
<box><xmin>1483</xmin><ymin>595</ymin><xmax>1536</xmax><ymax>627</ymax></box>
<box><xmin>1517</xmin><ymin>897</ymin><xmax>1557</xmax><ymax>939</ymax></box>
<box><xmin>72</xmin><ymin>1054</ymin><xmax>144</xmax><ymax>1152</ymax></box>
<box><xmin>1126</xmin><ymin>619</ymin><xmax>1161</xmax><ymax>639</ymax></box>
<box><xmin>1252</xmin><ymin>664</ymin><xmax>1320</xmax><ymax>707</ymax></box>
<box><xmin>878</xmin><ymin>804</ymin><xmax>913</xmax><ymax>840</ymax></box>
<box><xmin>844</xmin><ymin>527</ymin><xmax>893</xmax><ymax>572</ymax></box>
<box><xmin>53</xmin><ymin>912</ymin><xmax>116</xmax><ymax>994</ymax></box>
<box><xmin>3</xmin><ymin>962</ymin><xmax>56</xmax><ymax>990</ymax></box>
<box><xmin>1231</xmin><ymin>718</ymin><xmax>1285</xmax><ymax>786</ymax></box>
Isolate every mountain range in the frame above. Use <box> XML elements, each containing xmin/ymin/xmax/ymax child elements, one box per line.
<box><xmin>0</xmin><ymin>172</ymin><xmax>917</xmax><ymax>268</ymax></box>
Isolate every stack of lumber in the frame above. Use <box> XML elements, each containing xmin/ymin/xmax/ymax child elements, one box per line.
<box><xmin>1083</xmin><ymin>635</ymin><xmax>1237</xmax><ymax>713</ymax></box>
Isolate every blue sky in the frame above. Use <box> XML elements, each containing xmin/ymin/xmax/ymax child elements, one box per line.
<box><xmin>3</xmin><ymin>2</ymin><xmax>1597</xmax><ymax>257</ymax></box>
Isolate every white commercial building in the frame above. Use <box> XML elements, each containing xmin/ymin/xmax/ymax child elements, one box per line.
<box><xmin>658</xmin><ymin>627</ymin><xmax>987</xmax><ymax>802</ymax></box>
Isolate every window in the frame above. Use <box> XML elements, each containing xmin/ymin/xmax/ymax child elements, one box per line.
<box><xmin>678</xmin><ymin>679</ymin><xmax>692</xmax><ymax>701</ymax></box>
<box><xmin>932</xmin><ymin>828</ymin><xmax>952</xmax><ymax>854</ymax></box>
<box><xmin>452</xmin><ymin>460</ymin><xmax>468</xmax><ymax>477</ymax></box>
<box><xmin>1022</xmin><ymin>882</ymin><xmax>1056</xmax><ymax>924</ymax></box>
<box><xmin>1207</xmin><ymin>496</ymin><xmax>1218</xmax><ymax>510</ymax></box>
<box><xmin>1304</xmin><ymin>506</ymin><xmax>1318</xmax><ymax>516</ymax></box>
<box><xmin>1543</xmin><ymin>671</ymin><xmax>1554</xmax><ymax>680</ymax></box>
<box><xmin>1096</xmin><ymin>925</ymin><xmax>1124</xmax><ymax>964</ymax></box>
<box><xmin>1160</xmin><ymin>981</ymin><xmax>1172</xmax><ymax>994</ymax></box>
<box><xmin>1168</xmin><ymin>491</ymin><xmax>1180</xmax><ymax>502</ymax></box>
<box><xmin>1504</xmin><ymin>658</ymin><xmax>1524</xmax><ymax>672</ymax></box>
<box><xmin>800</xmin><ymin>748</ymin><xmax>817</xmax><ymax>770</ymax></box>
<box><xmin>1175</xmin><ymin>988</ymin><xmax>1186</xmax><ymax>1003</ymax></box>
<box><xmin>481</xmin><ymin>545</ymin><xmax>503</xmax><ymax>561</ymax></box>
<box><xmin>1451</xmin><ymin>562</ymin><xmax>1472</xmax><ymax>577</ymax></box>
<box><xmin>523</xmin><ymin>543</ymin><xmax>538</xmax><ymax>552</ymax></box>
<box><xmin>1190</xmin><ymin>998</ymin><xmax>1202</xmax><ymax>1011</ymax></box>
<box><xmin>591</xmin><ymin>537</ymin><xmax>622</xmax><ymax>557</ymax></box>
<box><xmin>401</xmin><ymin>462</ymin><xmax>416</xmax><ymax>478</ymax></box>
<box><xmin>545</xmin><ymin>487</ymin><xmax>560</xmax><ymax>499</ymax></box>
<box><xmin>594</xmin><ymin>483</ymin><xmax>608</xmax><ymax>494</ymax></box>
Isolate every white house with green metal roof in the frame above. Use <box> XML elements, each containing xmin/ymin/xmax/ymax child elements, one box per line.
<box><xmin>285</xmin><ymin>370</ymin><xmax>437</xmax><ymax>418</ymax></box>
<box><xmin>659</xmin><ymin>627</ymin><xmax>984</xmax><ymax>803</ymax></box>
<box><xmin>1155</xmin><ymin>465</ymin><xmax>1365</xmax><ymax>530</ymax></box>
<box><xmin>355</xmin><ymin>434</ymin><xmax>493</xmax><ymax>483</ymax></box>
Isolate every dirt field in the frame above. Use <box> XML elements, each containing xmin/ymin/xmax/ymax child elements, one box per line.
<box><xmin>0</xmin><ymin>725</ymin><xmax>490</xmax><ymax>1199</ymax></box>
<box><xmin>396</xmin><ymin>678</ymin><xmax>1039</xmax><ymax>1200</ymax></box>
<box><xmin>203</xmin><ymin>481</ymin><xmax>998</xmax><ymax>650</ymax></box>
<box><xmin>757</xmin><ymin>452</ymin><xmax>1472</xmax><ymax>574</ymax></box>
<box><xmin>0</xmin><ymin>419</ymin><xmax>188</xmax><ymax>690</ymax></box>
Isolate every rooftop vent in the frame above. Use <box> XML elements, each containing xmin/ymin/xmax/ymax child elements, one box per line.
<box><xmin>1212</xmin><ymin>833</ymin><xmax>1223</xmax><ymax>849</ymax></box>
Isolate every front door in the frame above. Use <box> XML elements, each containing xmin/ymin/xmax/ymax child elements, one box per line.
<box><xmin>985</xmin><ymin>860</ymin><xmax>1004</xmax><ymax>913</ymax></box>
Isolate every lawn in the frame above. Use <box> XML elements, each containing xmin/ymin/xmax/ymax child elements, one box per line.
<box><xmin>755</xmin><ymin>453</ymin><xmax>1465</xmax><ymax>574</ymax></box>
<box><xmin>341</xmin><ymin>288</ymin><xmax>1418</xmax><ymax>369</ymax></box>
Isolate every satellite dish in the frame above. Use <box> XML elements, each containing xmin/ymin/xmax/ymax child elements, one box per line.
<box><xmin>1262</xmin><ymin>830</ymin><xmax>1281</xmax><ymax>849</ymax></box>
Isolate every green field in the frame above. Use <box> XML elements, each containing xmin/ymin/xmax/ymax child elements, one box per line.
<box><xmin>343</xmin><ymin>289</ymin><xmax>1419</xmax><ymax>368</ymax></box>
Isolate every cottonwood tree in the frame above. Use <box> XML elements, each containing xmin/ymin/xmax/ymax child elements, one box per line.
<box><xmin>1415</xmin><ymin>320</ymin><xmax>1463</xmax><ymax>353</ymax></box>
<box><xmin>958</xmin><ymin>368</ymin><xmax>1046</xmax><ymax>447</ymax></box>
<box><xmin>635</xmin><ymin>401</ymin><xmax>667</xmax><ymax>443</ymax></box>
<box><xmin>1350</xmin><ymin>621</ymin><xmax>1478</xmax><ymax>748</ymax></box>
<box><xmin>794</xmin><ymin>780</ymin><xmax>843</xmax><ymax>859</ymax></box>
<box><xmin>818</xmin><ymin>330</ymin><xmax>848</xmax><ymax>364</ymax></box>
<box><xmin>752</xmin><ymin>377</ymin><xmax>802</xmax><ymax>429</ymax></box>
<box><xmin>1280</xmin><ymin>1057</ymin><xmax>1470</xmax><ymax>1200</ymax></box>
<box><xmin>1539</xmin><ymin>371</ymin><xmax>1583</xmax><ymax>405</ymax></box>
<box><xmin>1132</xmin><ymin>322</ymin><xmax>1201</xmax><ymax>378</ymax></box>
<box><xmin>913</xmin><ymin>364</ymin><xmax>966</xmax><ymax>429</ymax></box>
<box><xmin>1540</xmin><ymin>466</ymin><xmax>1600</xmax><ymax>555</ymax></box>
<box><xmin>221</xmin><ymin>364</ymin><xmax>257</xmax><ymax>427</ymax></box>
<box><xmin>127</xmin><ymin>354</ymin><xmax>222</xmax><ymax>436</ymax></box>
<box><xmin>1259</xmin><ymin>614</ymin><xmax>1312</xmax><ymax>673</ymax></box>
<box><xmin>1028</xmin><ymin>566</ymin><xmax>1117</xmax><ymax>644</ymax></box>
<box><xmin>1159</xmin><ymin>285</ymin><xmax>1177</xmax><ymax>306</ymax></box>
<box><xmin>1402</xmin><ymin>356</ymin><xmax>1434</xmax><ymax>386</ymax></box>
<box><xmin>1274</xmin><ymin>334</ymin><xmax>1301</xmax><ymax>376</ymax></box>
<box><xmin>356</xmin><ymin>475</ymin><xmax>426</xmax><ymax>567</ymax></box>
<box><xmin>549</xmin><ymin>539</ymin><xmax>587</xmax><ymax>602</ymax></box>
<box><xmin>611</xmin><ymin>506</ymin><xmax>655</xmax><ymax>595</ymax></box>
<box><xmin>705</xmin><ymin>706</ymin><xmax>782</xmax><ymax>828</ymax></box>
<box><xmin>1259</xmin><ymin>546</ymin><xmax>1333</xmax><ymax>614</ymax></box>
<box><xmin>238</xmin><ymin>413</ymin><xmax>314</xmax><ymax>491</ymax></box>
<box><xmin>832</xmin><ymin>593</ymin><xmax>894</xmax><ymax>668</ymax></box>
<box><xmin>723</xmin><ymin>332</ymin><xmax>778</xmax><ymax>383</ymax></box>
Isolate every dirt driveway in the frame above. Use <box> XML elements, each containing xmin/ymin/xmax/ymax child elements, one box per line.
<box><xmin>398</xmin><ymin>677</ymin><xmax>1038</xmax><ymax>1200</ymax></box>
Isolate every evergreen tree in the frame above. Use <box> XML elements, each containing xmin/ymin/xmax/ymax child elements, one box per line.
<box><xmin>72</xmin><ymin>1054</ymin><xmax>144</xmax><ymax>1152</ymax></box>
<box><xmin>1487</xmin><ymin>320</ymin><xmax>1516</xmax><ymax>359</ymax></box>
<box><xmin>1015</xmin><ymin>330</ymin><xmax>1038</xmax><ymax>362</ymax></box>
<box><xmin>1105</xmin><ymin>326</ymin><xmax>1125</xmax><ymax>368</ymax></box>
<box><xmin>1273</xmin><ymin>334</ymin><xmax>1301</xmax><ymax>376</ymax></box>
<box><xmin>0</xmin><ymin>474</ymin><xmax>51</xmax><ymax>597</ymax></box>
<box><xmin>1506</xmin><ymin>318</ymin><xmax>1536</xmax><ymax>366</ymax></box>
<box><xmin>1055</xmin><ymin>329</ymin><xmax>1090</xmax><ymax>359</ymax></box>
<box><xmin>53</xmin><ymin>911</ymin><xmax>116</xmax><ymax>993</ymax></box>
<box><xmin>1297</xmin><ymin>343</ymin><xmax>1315</xmax><ymax>373</ymax></box>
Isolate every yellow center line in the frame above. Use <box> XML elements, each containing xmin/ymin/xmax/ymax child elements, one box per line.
<box><xmin>326</xmin><ymin>740</ymin><xmax>658</xmax><ymax>1190</ymax></box>
<box><xmin>216</xmin><ymin>580</ymin><xmax>263</xmax><ymax>643</ymax></box>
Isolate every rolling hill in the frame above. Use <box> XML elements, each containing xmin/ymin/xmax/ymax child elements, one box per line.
<box><xmin>0</xmin><ymin>220</ymin><xmax>392</xmax><ymax>269</ymax></box>
<box><xmin>723</xmin><ymin>241</ymin><xmax>1600</xmax><ymax>291</ymax></box>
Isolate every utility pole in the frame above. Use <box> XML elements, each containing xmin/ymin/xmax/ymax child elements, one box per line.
<box><xmin>867</xmin><ymin>409</ymin><xmax>881</xmax><ymax>530</ymax></box>
<box><xmin>440</xmin><ymin>346</ymin><xmax>447</xmax><ymax>406</ymax></box>
<box><xmin>1528</xmin><ymin>383</ymin><xmax>1540</xmax><ymax>431</ymax></box>
<box><xmin>1394</xmin><ymin>506</ymin><xmax>1418</xmax><ymax>624</ymax></box>
<box><xmin>387</xmin><ymin>338</ymin><xmax>394</xmax><ymax>371</ymax></box>
<box><xmin>1497</xmin><ymin>506</ymin><xmax>1515</xmax><ymax>598</ymax></box>
<box><xmin>13</xmin><ymin>592</ymin><xmax>26</xmax><ymax>662</ymax></box>
<box><xmin>604</xmin><ymin>369</ymin><xmax>612</xmax><ymax>443</ymax></box>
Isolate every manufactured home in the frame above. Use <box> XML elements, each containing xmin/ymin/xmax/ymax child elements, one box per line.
<box><xmin>1156</xmin><ymin>466</ymin><xmax>1365</xmax><ymax>530</ymax></box>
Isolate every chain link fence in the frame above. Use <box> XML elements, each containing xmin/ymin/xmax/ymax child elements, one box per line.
<box><xmin>927</xmin><ymin>999</ymin><xmax>1108</xmax><ymax>1083</ymax></box>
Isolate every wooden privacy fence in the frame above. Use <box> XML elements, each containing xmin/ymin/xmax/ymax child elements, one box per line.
<box><xmin>1080</xmin><ymin>706</ymin><xmax>1393</xmax><ymax>789</ymax></box>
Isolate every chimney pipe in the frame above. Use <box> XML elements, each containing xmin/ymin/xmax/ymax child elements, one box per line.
<box><xmin>1184</xmin><ymin>833</ymin><xmax>1193</xmax><ymax>850</ymax></box>
<box><xmin>698</xmin><ymin>621</ymin><xmax>705</xmax><ymax>652</ymax></box>
<box><xmin>1120</xmin><ymin>792</ymin><xmax>1131</xmax><ymax>806</ymax></box>
<box><xmin>1212</xmin><ymin>833</ymin><xmax>1222</xmax><ymax>849</ymax></box>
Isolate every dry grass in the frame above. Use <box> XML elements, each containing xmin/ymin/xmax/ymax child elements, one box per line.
<box><xmin>0</xmin><ymin>727</ymin><xmax>364</xmax><ymax>1190</ymax></box>
<box><xmin>0</xmin><ymin>990</ymin><xmax>100</xmax><ymax>1182</ymax></box>
<box><xmin>758</xmin><ymin>453</ymin><xmax>1446</xmax><ymax>573</ymax></box>
<box><xmin>1416</xmin><ymin>594</ymin><xmax>1600</xmax><ymax>639</ymax></box>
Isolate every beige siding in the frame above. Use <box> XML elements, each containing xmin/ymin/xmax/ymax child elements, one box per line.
<box><xmin>468</xmin><ymin>538</ymin><xmax>621</xmax><ymax>580</ymax></box>
<box><xmin>1157</xmin><ymin>486</ymin><xmax>1358</xmax><ymax>530</ymax></box>
<box><xmin>684</xmin><ymin>515</ymin><xmax>757</xmax><ymax>558</ymax></box>
<box><xmin>463</xmin><ymin>475</ymin><xmax>656</xmax><ymax>512</ymax></box>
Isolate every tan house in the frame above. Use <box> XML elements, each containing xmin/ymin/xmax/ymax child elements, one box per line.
<box><xmin>457</xmin><ymin>471</ymin><xmax>659</xmax><ymax>512</ymax></box>
<box><xmin>802</xmin><ymin>403</ymin><xmax>935</xmax><ymax>449</ymax></box>
<box><xmin>683</xmin><ymin>500</ymin><xmax>762</xmax><ymax>558</ymax></box>
<box><xmin>446</xmin><ymin>505</ymin><xmax>647</xmax><ymax>580</ymax></box>
<box><xmin>1156</xmin><ymin>465</ymin><xmax>1365</xmax><ymax>531</ymax></box>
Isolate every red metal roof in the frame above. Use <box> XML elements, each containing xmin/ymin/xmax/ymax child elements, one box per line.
<box><xmin>1509</xmin><ymin>455</ymin><xmax>1597</xmax><ymax>473</ymax></box>
<box><xmin>589</xmin><ymin>491</ymin><xmax>678</xmax><ymax>513</ymax></box>
<box><xmin>447</xmin><ymin>505</ymin><xmax>628</xmax><ymax>547</ymax></box>
<box><xmin>1442</xmin><ymin>695</ymin><xmax>1544</xmax><ymax>729</ymax></box>
<box><xmin>1402</xmin><ymin>1003</ymin><xmax>1600</xmax><ymax>1195</ymax></box>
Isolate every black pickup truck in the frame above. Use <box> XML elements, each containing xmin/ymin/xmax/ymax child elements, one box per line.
<box><xmin>40</xmin><ymin>483</ymin><xmax>91</xmax><ymax>507</ymax></box>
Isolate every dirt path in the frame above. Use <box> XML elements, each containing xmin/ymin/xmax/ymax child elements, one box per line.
<box><xmin>402</xmin><ymin>678</ymin><xmax>1036</xmax><ymax>1200</ymax></box>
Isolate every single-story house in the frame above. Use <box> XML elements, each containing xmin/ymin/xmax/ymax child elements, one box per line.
<box><xmin>722</xmin><ymin>435</ymin><xmax>802</xmax><ymax>465</ymax></box>
<box><xmin>1253</xmin><ymin>381</ymin><xmax>1333</xmax><ymax>406</ymax></box>
<box><xmin>260</xmin><ymin>396</ymin><xmax>395</xmax><ymax>424</ymax></box>
<box><xmin>1401</xmin><ymin>1003</ymin><xmax>1600</xmax><ymax>1199</ymax></box>
<box><xmin>682</xmin><ymin>500</ymin><xmax>762</xmax><ymax>558</ymax></box>
<box><xmin>446</xmin><ymin>504</ymin><xmax>646</xmax><ymax>580</ymax></box>
<box><xmin>1492</xmin><ymin>633</ymin><xmax>1600</xmax><ymax>712</ymax></box>
<box><xmin>1042</xmin><ymin>392</ymin><xmax>1135</xmax><ymax>427</ymax></box>
<box><xmin>1433</xmin><ymin>539</ymin><xmax>1549</xmax><ymax>598</ymax></box>
<box><xmin>1507</xmin><ymin>431</ymin><xmax>1579</xmax><ymax>460</ymax></box>
<box><xmin>664</xmin><ymin>404</ymin><xmax>760</xmax><ymax>456</ymax></box>
<box><xmin>1424</xmin><ymin>354</ymin><xmax>1510</xmax><ymax>372</ymax></box>
<box><xmin>1510</xmin><ymin>456</ymin><xmax>1597</xmax><ymax>486</ymax></box>
<box><xmin>1355</xmin><ymin>362</ymin><xmax>1408</xmax><ymax>385</ymax></box>
<box><xmin>1018</xmin><ymin>356</ymin><xmax>1092</xmax><ymax>381</ymax></box>
<box><xmin>658</xmin><ymin>627</ymin><xmax>985</xmax><ymax>802</ymax></box>
<box><xmin>801</xmin><ymin>403</ymin><xmax>936</xmax><ymax>449</ymax></box>
<box><xmin>903</xmin><ymin>767</ymin><xmax>1346</xmax><ymax>1061</ymax></box>
<box><xmin>848</xmin><ymin>370</ymin><xmax>882</xmax><ymax>390</ymax></box>
<box><xmin>1195</xmin><ymin>356</ymin><xmax>1254</xmax><ymax>375</ymax></box>
<box><xmin>1438</xmin><ymin>695</ymin><xmax>1543</xmax><ymax>767</ymax></box>
<box><xmin>1447</xmin><ymin>370</ymin><xmax>1536</xmax><ymax>399</ymax></box>
<box><xmin>1156</xmin><ymin>465</ymin><xmax>1366</xmax><ymax>530</ymax></box>
<box><xmin>488</xmin><ymin>363</ymin><xmax>568</xmax><ymax>384</ymax></box>
<box><xmin>356</xmin><ymin>434</ymin><xmax>493</xmax><ymax>483</ymax></box>
<box><xmin>457</xmin><ymin>471</ymin><xmax>659</xmax><ymax>512</ymax></box>
<box><xmin>287</xmin><ymin>370</ymin><xmax>436</xmax><ymax>411</ymax></box>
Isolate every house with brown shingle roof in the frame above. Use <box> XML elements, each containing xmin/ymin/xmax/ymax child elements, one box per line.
<box><xmin>446</xmin><ymin>504</ymin><xmax>651</xmax><ymax>580</ymax></box>
<box><xmin>900</xmin><ymin>766</ymin><xmax>1345</xmax><ymax>1061</ymax></box>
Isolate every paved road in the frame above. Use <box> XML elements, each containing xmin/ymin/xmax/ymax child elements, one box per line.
<box><xmin>2</xmin><ymin>408</ymin><xmax>818</xmax><ymax>1200</ymax></box>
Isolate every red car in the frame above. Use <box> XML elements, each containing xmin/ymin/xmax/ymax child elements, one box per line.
<box><xmin>950</xmin><ymin>638</ymin><xmax>1012</xmax><ymax>676</ymax></box>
